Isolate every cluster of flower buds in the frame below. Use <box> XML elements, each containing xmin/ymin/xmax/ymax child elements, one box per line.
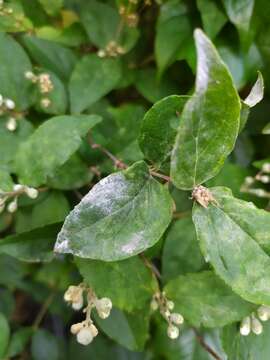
<box><xmin>25</xmin><ymin>71</ymin><xmax>53</xmax><ymax>109</ymax></box>
<box><xmin>151</xmin><ymin>291</ymin><xmax>184</xmax><ymax>339</ymax></box>
<box><xmin>0</xmin><ymin>94</ymin><xmax>18</xmax><ymax>131</ymax></box>
<box><xmin>64</xmin><ymin>284</ymin><xmax>112</xmax><ymax>346</ymax></box>
<box><xmin>192</xmin><ymin>185</ymin><xmax>218</xmax><ymax>208</ymax></box>
<box><xmin>0</xmin><ymin>0</ymin><xmax>13</xmax><ymax>16</ymax></box>
<box><xmin>119</xmin><ymin>5</ymin><xmax>139</xmax><ymax>28</ymax></box>
<box><xmin>241</xmin><ymin>163</ymin><xmax>270</xmax><ymax>199</ymax></box>
<box><xmin>0</xmin><ymin>184</ymin><xmax>39</xmax><ymax>214</ymax></box>
<box><xmin>240</xmin><ymin>305</ymin><xmax>270</xmax><ymax>336</ymax></box>
<box><xmin>97</xmin><ymin>41</ymin><xmax>125</xmax><ymax>58</ymax></box>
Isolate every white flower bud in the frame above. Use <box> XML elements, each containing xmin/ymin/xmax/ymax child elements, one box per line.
<box><xmin>7</xmin><ymin>199</ymin><xmax>17</xmax><ymax>213</ymax></box>
<box><xmin>258</xmin><ymin>305</ymin><xmax>270</xmax><ymax>321</ymax></box>
<box><xmin>25</xmin><ymin>187</ymin><xmax>39</xmax><ymax>199</ymax></box>
<box><xmin>167</xmin><ymin>301</ymin><xmax>174</xmax><ymax>310</ymax></box>
<box><xmin>170</xmin><ymin>313</ymin><xmax>184</xmax><ymax>325</ymax></box>
<box><xmin>0</xmin><ymin>202</ymin><xmax>5</xmax><ymax>213</ymax></box>
<box><xmin>254</xmin><ymin>189</ymin><xmax>267</xmax><ymax>198</ymax></box>
<box><xmin>76</xmin><ymin>327</ymin><xmax>93</xmax><ymax>346</ymax></box>
<box><xmin>97</xmin><ymin>49</ymin><xmax>106</xmax><ymax>58</ymax></box>
<box><xmin>13</xmin><ymin>184</ymin><xmax>25</xmax><ymax>192</ymax></box>
<box><xmin>259</xmin><ymin>175</ymin><xmax>270</xmax><ymax>184</ymax></box>
<box><xmin>262</xmin><ymin>163</ymin><xmax>270</xmax><ymax>173</ymax></box>
<box><xmin>240</xmin><ymin>316</ymin><xmax>251</xmax><ymax>336</ymax></box>
<box><xmin>245</xmin><ymin>176</ymin><xmax>254</xmax><ymax>185</ymax></box>
<box><xmin>89</xmin><ymin>324</ymin><xmax>98</xmax><ymax>337</ymax></box>
<box><xmin>70</xmin><ymin>322</ymin><xmax>84</xmax><ymax>335</ymax></box>
<box><xmin>25</xmin><ymin>71</ymin><xmax>35</xmax><ymax>80</ymax></box>
<box><xmin>72</xmin><ymin>297</ymin><xmax>84</xmax><ymax>310</ymax></box>
<box><xmin>150</xmin><ymin>298</ymin><xmax>159</xmax><ymax>311</ymax></box>
<box><xmin>167</xmin><ymin>324</ymin><xmax>179</xmax><ymax>339</ymax></box>
<box><xmin>251</xmin><ymin>317</ymin><xmax>263</xmax><ymax>335</ymax></box>
<box><xmin>40</xmin><ymin>98</ymin><xmax>51</xmax><ymax>108</ymax></box>
<box><xmin>0</xmin><ymin>94</ymin><xmax>3</xmax><ymax>106</ymax></box>
<box><xmin>96</xmin><ymin>297</ymin><xmax>112</xmax><ymax>319</ymax></box>
<box><xmin>64</xmin><ymin>285</ymin><xmax>84</xmax><ymax>309</ymax></box>
<box><xmin>6</xmin><ymin>117</ymin><xmax>17</xmax><ymax>131</ymax></box>
<box><xmin>5</xmin><ymin>98</ymin><xmax>15</xmax><ymax>110</ymax></box>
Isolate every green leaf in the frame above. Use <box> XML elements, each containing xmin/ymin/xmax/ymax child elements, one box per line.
<box><xmin>95</xmin><ymin>307</ymin><xmax>150</xmax><ymax>351</ymax></box>
<box><xmin>171</xmin><ymin>29</ymin><xmax>241</xmax><ymax>190</ymax></box>
<box><xmin>0</xmin><ymin>169</ymin><xmax>13</xmax><ymax>191</ymax></box>
<box><xmin>0</xmin><ymin>312</ymin><xmax>10</xmax><ymax>359</ymax></box>
<box><xmin>69</xmin><ymin>54</ymin><xmax>122</xmax><ymax>114</ymax></box>
<box><xmin>15</xmin><ymin>114</ymin><xmax>101</xmax><ymax>187</ymax></box>
<box><xmin>31</xmin><ymin>329</ymin><xmax>60</xmax><ymax>360</ymax></box>
<box><xmin>155</xmin><ymin>0</ymin><xmax>192</xmax><ymax>75</ymax></box>
<box><xmin>7</xmin><ymin>327</ymin><xmax>33</xmax><ymax>358</ymax></box>
<box><xmin>0</xmin><ymin>224</ymin><xmax>61</xmax><ymax>262</ymax></box>
<box><xmin>222</xmin><ymin>0</ymin><xmax>254</xmax><ymax>49</ymax></box>
<box><xmin>192</xmin><ymin>186</ymin><xmax>270</xmax><ymax>305</ymax></box>
<box><xmin>55</xmin><ymin>161</ymin><xmax>173</xmax><ymax>261</ymax></box>
<box><xmin>222</xmin><ymin>322</ymin><xmax>270</xmax><ymax>360</ymax></box>
<box><xmin>22</xmin><ymin>35</ymin><xmax>77</xmax><ymax>82</ymax></box>
<box><xmin>135</xmin><ymin>68</ymin><xmax>179</xmax><ymax>104</ymax></box>
<box><xmin>263</xmin><ymin>123</ymin><xmax>270</xmax><ymax>134</ymax></box>
<box><xmin>165</xmin><ymin>271</ymin><xmax>255</xmax><ymax>327</ymax></box>
<box><xmin>37</xmin><ymin>0</ymin><xmax>63</xmax><ymax>16</ymax></box>
<box><xmin>0</xmin><ymin>33</ymin><xmax>34</xmax><ymax>110</ymax></box>
<box><xmin>162</xmin><ymin>217</ymin><xmax>204</xmax><ymax>282</ymax></box>
<box><xmin>15</xmin><ymin>191</ymin><xmax>70</xmax><ymax>233</ymax></box>
<box><xmin>78</xmin><ymin>0</ymin><xmax>139</xmax><ymax>51</ymax></box>
<box><xmin>244</xmin><ymin>71</ymin><xmax>264</xmax><ymax>108</ymax></box>
<box><xmin>76</xmin><ymin>256</ymin><xmax>158</xmax><ymax>312</ymax></box>
<box><xmin>139</xmin><ymin>95</ymin><xmax>188</xmax><ymax>167</ymax></box>
<box><xmin>196</xmin><ymin>0</ymin><xmax>227</xmax><ymax>38</ymax></box>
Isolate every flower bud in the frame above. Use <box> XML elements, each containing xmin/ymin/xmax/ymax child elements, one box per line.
<box><xmin>262</xmin><ymin>163</ymin><xmax>270</xmax><ymax>173</ymax></box>
<box><xmin>245</xmin><ymin>176</ymin><xmax>254</xmax><ymax>185</ymax></box>
<box><xmin>0</xmin><ymin>94</ymin><xmax>3</xmax><ymax>106</ymax></box>
<box><xmin>0</xmin><ymin>203</ymin><xmax>5</xmax><ymax>213</ymax></box>
<box><xmin>167</xmin><ymin>301</ymin><xmax>174</xmax><ymax>310</ymax></box>
<box><xmin>6</xmin><ymin>117</ymin><xmax>17</xmax><ymax>131</ymax></box>
<box><xmin>167</xmin><ymin>324</ymin><xmax>179</xmax><ymax>339</ymax></box>
<box><xmin>170</xmin><ymin>313</ymin><xmax>184</xmax><ymax>325</ymax></box>
<box><xmin>240</xmin><ymin>316</ymin><xmax>251</xmax><ymax>336</ymax></box>
<box><xmin>96</xmin><ymin>297</ymin><xmax>112</xmax><ymax>319</ymax></box>
<box><xmin>13</xmin><ymin>184</ymin><xmax>25</xmax><ymax>192</ymax></box>
<box><xmin>25</xmin><ymin>187</ymin><xmax>39</xmax><ymax>199</ymax></box>
<box><xmin>251</xmin><ymin>317</ymin><xmax>263</xmax><ymax>335</ymax></box>
<box><xmin>64</xmin><ymin>285</ymin><xmax>83</xmax><ymax>309</ymax></box>
<box><xmin>7</xmin><ymin>199</ymin><xmax>17</xmax><ymax>213</ymax></box>
<box><xmin>72</xmin><ymin>297</ymin><xmax>84</xmax><ymax>310</ymax></box>
<box><xmin>258</xmin><ymin>305</ymin><xmax>270</xmax><ymax>321</ymax></box>
<box><xmin>76</xmin><ymin>327</ymin><xmax>93</xmax><ymax>345</ymax></box>
<box><xmin>70</xmin><ymin>322</ymin><xmax>84</xmax><ymax>335</ymax></box>
<box><xmin>150</xmin><ymin>298</ymin><xmax>159</xmax><ymax>311</ymax></box>
<box><xmin>5</xmin><ymin>98</ymin><xmax>15</xmax><ymax>110</ymax></box>
<box><xmin>89</xmin><ymin>324</ymin><xmax>98</xmax><ymax>337</ymax></box>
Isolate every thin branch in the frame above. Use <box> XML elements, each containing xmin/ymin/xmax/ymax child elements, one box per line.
<box><xmin>140</xmin><ymin>253</ymin><xmax>161</xmax><ymax>280</ymax></box>
<box><xmin>193</xmin><ymin>328</ymin><xmax>222</xmax><ymax>360</ymax></box>
<box><xmin>32</xmin><ymin>292</ymin><xmax>56</xmax><ymax>330</ymax></box>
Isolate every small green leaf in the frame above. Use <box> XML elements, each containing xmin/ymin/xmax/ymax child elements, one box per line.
<box><xmin>0</xmin><ymin>224</ymin><xmax>61</xmax><ymax>262</ymax></box>
<box><xmin>165</xmin><ymin>271</ymin><xmax>255</xmax><ymax>328</ymax></box>
<box><xmin>171</xmin><ymin>29</ymin><xmax>241</xmax><ymax>190</ymax></box>
<box><xmin>192</xmin><ymin>186</ymin><xmax>270</xmax><ymax>305</ymax></box>
<box><xmin>69</xmin><ymin>54</ymin><xmax>122</xmax><ymax>114</ymax></box>
<box><xmin>222</xmin><ymin>322</ymin><xmax>270</xmax><ymax>360</ymax></box>
<box><xmin>263</xmin><ymin>123</ymin><xmax>270</xmax><ymax>134</ymax></box>
<box><xmin>15</xmin><ymin>114</ymin><xmax>101</xmax><ymax>186</ymax></box>
<box><xmin>197</xmin><ymin>0</ymin><xmax>227</xmax><ymax>38</ymax></box>
<box><xmin>0</xmin><ymin>33</ymin><xmax>34</xmax><ymax>110</ymax></box>
<box><xmin>22</xmin><ymin>35</ymin><xmax>77</xmax><ymax>82</ymax></box>
<box><xmin>155</xmin><ymin>0</ymin><xmax>192</xmax><ymax>75</ymax></box>
<box><xmin>7</xmin><ymin>327</ymin><xmax>33</xmax><ymax>358</ymax></box>
<box><xmin>139</xmin><ymin>95</ymin><xmax>188</xmax><ymax>167</ymax></box>
<box><xmin>0</xmin><ymin>312</ymin><xmax>10</xmax><ymax>359</ymax></box>
<box><xmin>37</xmin><ymin>0</ymin><xmax>63</xmax><ymax>16</ymax></box>
<box><xmin>162</xmin><ymin>217</ymin><xmax>204</xmax><ymax>281</ymax></box>
<box><xmin>244</xmin><ymin>72</ymin><xmax>264</xmax><ymax>108</ymax></box>
<box><xmin>76</xmin><ymin>256</ymin><xmax>158</xmax><ymax>312</ymax></box>
<box><xmin>0</xmin><ymin>169</ymin><xmax>13</xmax><ymax>192</ymax></box>
<box><xmin>55</xmin><ymin>161</ymin><xmax>173</xmax><ymax>261</ymax></box>
<box><xmin>94</xmin><ymin>307</ymin><xmax>150</xmax><ymax>351</ymax></box>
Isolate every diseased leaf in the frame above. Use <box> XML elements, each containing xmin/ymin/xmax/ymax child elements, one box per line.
<box><xmin>139</xmin><ymin>95</ymin><xmax>188</xmax><ymax>167</ymax></box>
<box><xmin>165</xmin><ymin>271</ymin><xmax>255</xmax><ymax>328</ymax></box>
<box><xmin>162</xmin><ymin>217</ymin><xmax>204</xmax><ymax>281</ymax></box>
<box><xmin>192</xmin><ymin>186</ymin><xmax>270</xmax><ymax>305</ymax></box>
<box><xmin>171</xmin><ymin>29</ymin><xmax>241</xmax><ymax>190</ymax></box>
<box><xmin>95</xmin><ymin>308</ymin><xmax>150</xmax><ymax>351</ymax></box>
<box><xmin>197</xmin><ymin>0</ymin><xmax>227</xmax><ymax>38</ymax></box>
<box><xmin>76</xmin><ymin>256</ymin><xmax>158</xmax><ymax>312</ymax></box>
<box><xmin>55</xmin><ymin>161</ymin><xmax>173</xmax><ymax>261</ymax></box>
<box><xmin>155</xmin><ymin>0</ymin><xmax>192</xmax><ymax>75</ymax></box>
<box><xmin>0</xmin><ymin>33</ymin><xmax>34</xmax><ymax>110</ymax></box>
<box><xmin>69</xmin><ymin>54</ymin><xmax>122</xmax><ymax>114</ymax></box>
<box><xmin>0</xmin><ymin>224</ymin><xmax>61</xmax><ymax>262</ymax></box>
<box><xmin>222</xmin><ymin>322</ymin><xmax>270</xmax><ymax>360</ymax></box>
<box><xmin>15</xmin><ymin>114</ymin><xmax>101</xmax><ymax>186</ymax></box>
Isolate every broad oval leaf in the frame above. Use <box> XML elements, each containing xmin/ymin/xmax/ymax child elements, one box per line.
<box><xmin>76</xmin><ymin>256</ymin><xmax>158</xmax><ymax>312</ymax></box>
<box><xmin>192</xmin><ymin>186</ymin><xmax>270</xmax><ymax>305</ymax></box>
<box><xmin>165</xmin><ymin>271</ymin><xmax>255</xmax><ymax>328</ymax></box>
<box><xmin>171</xmin><ymin>29</ymin><xmax>241</xmax><ymax>190</ymax></box>
<box><xmin>139</xmin><ymin>95</ymin><xmax>188</xmax><ymax>167</ymax></box>
<box><xmin>55</xmin><ymin>161</ymin><xmax>173</xmax><ymax>261</ymax></box>
<box><xmin>69</xmin><ymin>54</ymin><xmax>122</xmax><ymax>114</ymax></box>
<box><xmin>15</xmin><ymin>114</ymin><xmax>101</xmax><ymax>186</ymax></box>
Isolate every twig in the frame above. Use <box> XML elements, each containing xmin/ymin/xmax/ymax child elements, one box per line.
<box><xmin>193</xmin><ymin>328</ymin><xmax>222</xmax><ymax>360</ymax></box>
<box><xmin>173</xmin><ymin>211</ymin><xmax>191</xmax><ymax>219</ymax></box>
<box><xmin>140</xmin><ymin>253</ymin><xmax>161</xmax><ymax>280</ymax></box>
<box><xmin>32</xmin><ymin>292</ymin><xmax>56</xmax><ymax>330</ymax></box>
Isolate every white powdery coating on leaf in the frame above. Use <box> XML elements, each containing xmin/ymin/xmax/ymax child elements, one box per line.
<box><xmin>121</xmin><ymin>231</ymin><xmax>144</xmax><ymax>254</ymax></box>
